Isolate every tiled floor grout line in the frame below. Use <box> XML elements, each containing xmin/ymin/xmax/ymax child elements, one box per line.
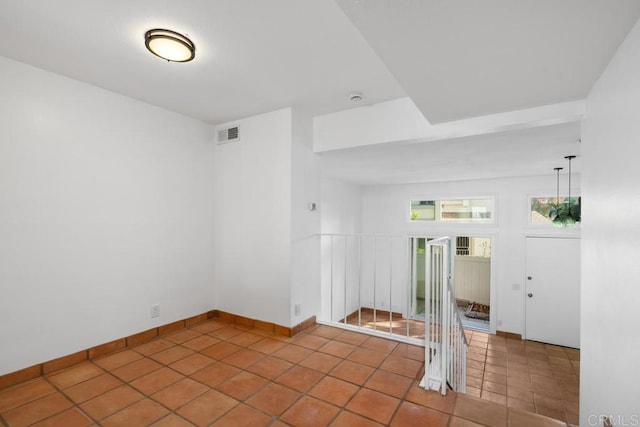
<box><xmin>0</xmin><ymin>321</ymin><xmax>577</xmax><ymax>426</ymax></box>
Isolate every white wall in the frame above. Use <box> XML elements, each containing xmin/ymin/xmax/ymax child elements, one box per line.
<box><xmin>290</xmin><ymin>110</ymin><xmax>321</xmax><ymax>325</ymax></box>
<box><xmin>0</xmin><ymin>56</ymin><xmax>215</xmax><ymax>375</ymax></box>
<box><xmin>580</xmin><ymin>17</ymin><xmax>640</xmax><ymax>425</ymax></box>
<box><xmin>361</xmin><ymin>175</ymin><xmax>581</xmax><ymax>335</ymax></box>
<box><xmin>320</xmin><ymin>177</ymin><xmax>363</xmax><ymax>234</ymax></box>
<box><xmin>212</xmin><ymin>108</ymin><xmax>292</xmax><ymax>327</ymax></box>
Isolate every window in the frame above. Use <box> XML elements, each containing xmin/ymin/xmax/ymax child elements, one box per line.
<box><xmin>410</xmin><ymin>198</ymin><xmax>493</xmax><ymax>223</ymax></box>
<box><xmin>530</xmin><ymin>196</ymin><xmax>581</xmax><ymax>226</ymax></box>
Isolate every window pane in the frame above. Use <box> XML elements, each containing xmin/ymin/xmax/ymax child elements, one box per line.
<box><xmin>410</xmin><ymin>198</ymin><xmax>493</xmax><ymax>222</ymax></box>
<box><xmin>530</xmin><ymin>196</ymin><xmax>581</xmax><ymax>225</ymax></box>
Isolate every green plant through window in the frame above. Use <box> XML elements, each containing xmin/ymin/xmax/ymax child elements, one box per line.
<box><xmin>531</xmin><ymin>196</ymin><xmax>581</xmax><ymax>227</ymax></box>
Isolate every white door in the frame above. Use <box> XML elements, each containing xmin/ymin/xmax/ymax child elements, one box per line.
<box><xmin>525</xmin><ymin>237</ymin><xmax>580</xmax><ymax>348</ymax></box>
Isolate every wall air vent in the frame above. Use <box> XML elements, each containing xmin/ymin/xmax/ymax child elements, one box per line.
<box><xmin>217</xmin><ymin>125</ymin><xmax>240</xmax><ymax>144</ymax></box>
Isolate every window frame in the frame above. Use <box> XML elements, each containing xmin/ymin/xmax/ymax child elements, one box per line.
<box><xmin>407</xmin><ymin>195</ymin><xmax>497</xmax><ymax>226</ymax></box>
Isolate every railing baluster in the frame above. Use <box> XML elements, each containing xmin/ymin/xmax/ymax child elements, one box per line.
<box><xmin>344</xmin><ymin>236</ymin><xmax>348</xmax><ymax>326</ymax></box>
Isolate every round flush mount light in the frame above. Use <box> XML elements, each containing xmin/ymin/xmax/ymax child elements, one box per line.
<box><xmin>145</xmin><ymin>29</ymin><xmax>195</xmax><ymax>62</ymax></box>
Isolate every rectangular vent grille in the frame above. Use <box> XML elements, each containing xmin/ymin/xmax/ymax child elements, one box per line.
<box><xmin>217</xmin><ymin>125</ymin><xmax>240</xmax><ymax>144</ymax></box>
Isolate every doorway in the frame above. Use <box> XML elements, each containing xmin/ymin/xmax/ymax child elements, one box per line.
<box><xmin>525</xmin><ymin>237</ymin><xmax>580</xmax><ymax>348</ymax></box>
<box><xmin>411</xmin><ymin>236</ymin><xmax>492</xmax><ymax>332</ymax></box>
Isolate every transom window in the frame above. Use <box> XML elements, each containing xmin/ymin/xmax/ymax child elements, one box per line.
<box><xmin>410</xmin><ymin>198</ymin><xmax>493</xmax><ymax>223</ymax></box>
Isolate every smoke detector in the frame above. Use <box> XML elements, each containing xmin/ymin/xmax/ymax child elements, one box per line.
<box><xmin>349</xmin><ymin>91</ymin><xmax>364</xmax><ymax>102</ymax></box>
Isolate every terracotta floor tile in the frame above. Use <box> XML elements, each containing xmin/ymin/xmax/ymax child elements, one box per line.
<box><xmin>292</xmin><ymin>334</ymin><xmax>331</xmax><ymax>351</ymax></box>
<box><xmin>111</xmin><ymin>358</ymin><xmax>162</xmax><ymax>382</ymax></box>
<box><xmin>361</xmin><ymin>336</ymin><xmax>399</xmax><ymax>353</ymax></box>
<box><xmin>200</xmin><ymin>341</ymin><xmax>242</xmax><ymax>360</ymax></box>
<box><xmin>509</xmin><ymin>407</ymin><xmax>567</xmax><ymax>426</ymax></box>
<box><xmin>485</xmin><ymin>364</ymin><xmax>507</xmax><ymax>375</ymax></box>
<box><xmin>330</xmin><ymin>410</ymin><xmax>384</xmax><ymax>426</ymax></box>
<box><xmin>132</xmin><ymin>339</ymin><xmax>175</xmax><ymax>356</ymax></box>
<box><xmin>150</xmin><ymin>414</ymin><xmax>195</xmax><ymax>427</ymax></box>
<box><xmin>480</xmin><ymin>390</ymin><xmax>507</xmax><ymax>405</ymax></box>
<box><xmin>222</xmin><ymin>349</ymin><xmax>265</xmax><ymax>369</ymax></box>
<box><xmin>2</xmin><ymin>393</ymin><xmax>73</xmax><ymax>427</ymax></box>
<box><xmin>188</xmin><ymin>320</ymin><xmax>226</xmax><ymax>334</ymax></box>
<box><xmin>466</xmin><ymin>386</ymin><xmax>481</xmax><ymax>398</ymax></box>
<box><xmin>63</xmin><ymin>373</ymin><xmax>122</xmax><ymax>403</ymax></box>
<box><xmin>404</xmin><ymin>383</ymin><xmax>456</xmax><ymax>414</ymax></box>
<box><xmin>507</xmin><ymin>386</ymin><xmax>533</xmax><ymax>402</ymax></box>
<box><xmin>0</xmin><ymin>378</ymin><xmax>56</xmax><ymax>413</ymax></box>
<box><xmin>227</xmin><ymin>331</ymin><xmax>264</xmax><ymax>347</ymax></box>
<box><xmin>164</xmin><ymin>329</ymin><xmax>202</xmax><ymax>344</ymax></box>
<box><xmin>280</xmin><ymin>396</ymin><xmax>340</xmax><ymax>427</ymax></box>
<box><xmin>467</xmin><ymin>376</ymin><xmax>483</xmax><ymax>389</ymax></box>
<box><xmin>130</xmin><ymin>367</ymin><xmax>184</xmax><ymax>395</ymax></box>
<box><xmin>275</xmin><ymin>365</ymin><xmax>324</xmax><ymax>393</ymax></box>
<box><xmin>190</xmin><ymin>362</ymin><xmax>241</xmax><ymax>387</ymax></box>
<box><xmin>272</xmin><ymin>344</ymin><xmax>314</xmax><ymax>363</ymax></box>
<box><xmin>101</xmin><ymin>398</ymin><xmax>169</xmax><ymax>427</ymax></box>
<box><xmin>170</xmin><ymin>353</ymin><xmax>215</xmax><ymax>375</ymax></box>
<box><xmin>334</xmin><ymin>330</ymin><xmax>369</xmax><ymax>346</ymax></box>
<box><xmin>299</xmin><ymin>352</ymin><xmax>342</xmax><ymax>373</ymax></box>
<box><xmin>391</xmin><ymin>343</ymin><xmax>425</xmax><ymax>361</ymax></box>
<box><xmin>182</xmin><ymin>334</ymin><xmax>221</xmax><ymax>351</ymax></box>
<box><xmin>347</xmin><ymin>347</ymin><xmax>388</xmax><ymax>368</ymax></box>
<box><xmin>249</xmin><ymin>338</ymin><xmax>287</xmax><ymax>354</ymax></box>
<box><xmin>30</xmin><ymin>407</ymin><xmax>93</xmax><ymax>427</ymax></box>
<box><xmin>47</xmin><ymin>363</ymin><xmax>104</xmax><ymax>389</ymax></box>
<box><xmin>391</xmin><ymin>401</ymin><xmax>449</xmax><ymax>426</ymax></box>
<box><xmin>308</xmin><ymin>376</ymin><xmax>359</xmax><ymax>407</ymax></box>
<box><xmin>467</xmin><ymin>367</ymin><xmax>484</xmax><ymax>379</ymax></box>
<box><xmin>207</xmin><ymin>326</ymin><xmax>244</xmax><ymax>341</ymax></box>
<box><xmin>79</xmin><ymin>384</ymin><xmax>143</xmax><ymax>420</ymax></box>
<box><xmin>448</xmin><ymin>416</ymin><xmax>486</xmax><ymax>427</ymax></box>
<box><xmin>94</xmin><ymin>350</ymin><xmax>144</xmax><ymax>371</ymax></box>
<box><xmin>346</xmin><ymin>388</ymin><xmax>400</xmax><ymax>425</ymax></box>
<box><xmin>507</xmin><ymin>397</ymin><xmax>536</xmax><ymax>412</ymax></box>
<box><xmin>453</xmin><ymin>394</ymin><xmax>507</xmax><ymax>427</ymax></box>
<box><xmin>0</xmin><ymin>320</ymin><xmax>579</xmax><ymax>427</ymax></box>
<box><xmin>245</xmin><ymin>382</ymin><xmax>301</xmax><ymax>416</ymax></box>
<box><xmin>176</xmin><ymin>390</ymin><xmax>238</xmax><ymax>426</ymax></box>
<box><xmin>210</xmin><ymin>402</ymin><xmax>272</xmax><ymax>426</ymax></box>
<box><xmin>379</xmin><ymin>355</ymin><xmax>422</xmax><ymax>378</ymax></box>
<box><xmin>307</xmin><ymin>325</ymin><xmax>343</xmax><ymax>340</ymax></box>
<box><xmin>330</xmin><ymin>360</ymin><xmax>375</xmax><ymax>385</ymax></box>
<box><xmin>317</xmin><ymin>340</ymin><xmax>357</xmax><ymax>358</ymax></box>
<box><xmin>245</xmin><ymin>355</ymin><xmax>293</xmax><ymax>380</ymax></box>
<box><xmin>150</xmin><ymin>346</ymin><xmax>195</xmax><ymax>365</ymax></box>
<box><xmin>364</xmin><ymin>369</ymin><xmax>412</xmax><ymax>398</ymax></box>
<box><xmin>215</xmin><ymin>371</ymin><xmax>269</xmax><ymax>400</ymax></box>
<box><xmin>483</xmin><ymin>380</ymin><xmax>507</xmax><ymax>395</ymax></box>
<box><xmin>151</xmin><ymin>378</ymin><xmax>209</xmax><ymax>410</ymax></box>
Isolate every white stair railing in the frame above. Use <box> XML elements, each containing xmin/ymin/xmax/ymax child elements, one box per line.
<box><xmin>317</xmin><ymin>233</ymin><xmax>467</xmax><ymax>394</ymax></box>
<box><xmin>419</xmin><ymin>236</ymin><xmax>468</xmax><ymax>394</ymax></box>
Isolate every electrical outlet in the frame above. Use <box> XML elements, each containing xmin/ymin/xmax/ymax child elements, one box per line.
<box><xmin>151</xmin><ymin>304</ymin><xmax>160</xmax><ymax>318</ymax></box>
<box><xmin>294</xmin><ymin>303</ymin><xmax>301</xmax><ymax>316</ymax></box>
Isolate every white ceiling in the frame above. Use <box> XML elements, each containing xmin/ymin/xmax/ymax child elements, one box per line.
<box><xmin>319</xmin><ymin>122</ymin><xmax>581</xmax><ymax>185</ymax></box>
<box><xmin>0</xmin><ymin>1</ymin><xmax>635</xmax><ymax>185</ymax></box>
<box><xmin>336</xmin><ymin>0</ymin><xmax>640</xmax><ymax>123</ymax></box>
<box><xmin>0</xmin><ymin>0</ymin><xmax>404</xmax><ymax>125</ymax></box>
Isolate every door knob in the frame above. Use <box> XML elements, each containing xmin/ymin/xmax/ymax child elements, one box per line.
<box><xmin>528</xmin><ymin>293</ymin><xmax>533</xmax><ymax>298</ymax></box>
<box><xmin>527</xmin><ymin>276</ymin><xmax>532</xmax><ymax>280</ymax></box>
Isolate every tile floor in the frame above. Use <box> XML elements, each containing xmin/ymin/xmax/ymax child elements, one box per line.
<box><xmin>0</xmin><ymin>319</ymin><xmax>578</xmax><ymax>426</ymax></box>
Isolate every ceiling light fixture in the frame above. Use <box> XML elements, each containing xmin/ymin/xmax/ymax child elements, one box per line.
<box><xmin>145</xmin><ymin>29</ymin><xmax>195</xmax><ymax>62</ymax></box>
<box><xmin>549</xmin><ymin>155</ymin><xmax>580</xmax><ymax>227</ymax></box>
